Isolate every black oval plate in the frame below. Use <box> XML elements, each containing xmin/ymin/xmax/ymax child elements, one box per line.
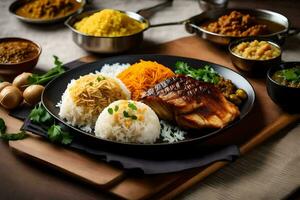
<box><xmin>42</xmin><ymin>54</ymin><xmax>255</xmax><ymax>154</ymax></box>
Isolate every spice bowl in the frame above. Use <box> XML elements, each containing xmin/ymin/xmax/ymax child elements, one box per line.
<box><xmin>266</xmin><ymin>62</ymin><xmax>300</xmax><ymax>111</ymax></box>
<box><xmin>0</xmin><ymin>37</ymin><xmax>42</xmax><ymax>81</ymax></box>
<box><xmin>228</xmin><ymin>38</ymin><xmax>282</xmax><ymax>76</ymax></box>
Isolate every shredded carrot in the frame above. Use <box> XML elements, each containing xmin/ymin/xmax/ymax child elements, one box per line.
<box><xmin>117</xmin><ymin>60</ymin><xmax>175</xmax><ymax>100</ymax></box>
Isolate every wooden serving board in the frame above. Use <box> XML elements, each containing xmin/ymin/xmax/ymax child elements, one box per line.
<box><xmin>4</xmin><ymin>36</ymin><xmax>300</xmax><ymax>200</ymax></box>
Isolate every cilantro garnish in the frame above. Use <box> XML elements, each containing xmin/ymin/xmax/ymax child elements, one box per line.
<box><xmin>27</xmin><ymin>55</ymin><xmax>65</xmax><ymax>85</ymax></box>
<box><xmin>29</xmin><ymin>103</ymin><xmax>53</xmax><ymax>124</ymax></box>
<box><xmin>128</xmin><ymin>102</ymin><xmax>137</xmax><ymax>110</ymax></box>
<box><xmin>108</xmin><ymin>108</ymin><xmax>114</xmax><ymax>115</ymax></box>
<box><xmin>0</xmin><ymin>118</ymin><xmax>27</xmax><ymax>141</ymax></box>
<box><xmin>47</xmin><ymin>124</ymin><xmax>73</xmax><ymax>145</ymax></box>
<box><xmin>123</xmin><ymin>111</ymin><xmax>137</xmax><ymax>120</ymax></box>
<box><xmin>175</xmin><ymin>61</ymin><xmax>220</xmax><ymax>84</ymax></box>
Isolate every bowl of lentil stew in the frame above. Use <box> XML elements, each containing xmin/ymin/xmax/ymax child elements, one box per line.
<box><xmin>266</xmin><ymin>62</ymin><xmax>300</xmax><ymax>111</ymax></box>
<box><xmin>228</xmin><ymin>38</ymin><xmax>281</xmax><ymax>76</ymax></box>
<box><xmin>0</xmin><ymin>37</ymin><xmax>41</xmax><ymax>81</ymax></box>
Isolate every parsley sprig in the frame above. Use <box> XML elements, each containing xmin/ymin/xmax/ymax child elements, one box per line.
<box><xmin>0</xmin><ymin>118</ymin><xmax>27</xmax><ymax>141</ymax></box>
<box><xmin>175</xmin><ymin>61</ymin><xmax>220</xmax><ymax>84</ymax></box>
<box><xmin>281</xmin><ymin>66</ymin><xmax>300</xmax><ymax>82</ymax></box>
<box><xmin>47</xmin><ymin>124</ymin><xmax>73</xmax><ymax>145</ymax></box>
<box><xmin>29</xmin><ymin>103</ymin><xmax>53</xmax><ymax>124</ymax></box>
<box><xmin>28</xmin><ymin>55</ymin><xmax>65</xmax><ymax>86</ymax></box>
<box><xmin>29</xmin><ymin>104</ymin><xmax>73</xmax><ymax>145</ymax></box>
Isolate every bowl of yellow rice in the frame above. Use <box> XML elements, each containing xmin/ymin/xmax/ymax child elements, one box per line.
<box><xmin>65</xmin><ymin>8</ymin><xmax>149</xmax><ymax>53</ymax></box>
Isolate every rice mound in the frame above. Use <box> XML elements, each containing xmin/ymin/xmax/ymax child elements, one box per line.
<box><xmin>74</xmin><ymin>9</ymin><xmax>147</xmax><ymax>37</ymax></box>
<box><xmin>95</xmin><ymin>100</ymin><xmax>161</xmax><ymax>144</ymax></box>
<box><xmin>58</xmin><ymin>73</ymin><xmax>130</xmax><ymax>132</ymax></box>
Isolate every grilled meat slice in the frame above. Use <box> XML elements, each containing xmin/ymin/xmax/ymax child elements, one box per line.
<box><xmin>141</xmin><ymin>75</ymin><xmax>240</xmax><ymax>129</ymax></box>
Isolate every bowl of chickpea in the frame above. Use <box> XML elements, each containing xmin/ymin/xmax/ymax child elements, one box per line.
<box><xmin>228</xmin><ymin>38</ymin><xmax>281</xmax><ymax>76</ymax></box>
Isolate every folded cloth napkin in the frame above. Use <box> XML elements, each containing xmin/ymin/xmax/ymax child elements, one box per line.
<box><xmin>9</xmin><ymin>108</ymin><xmax>240</xmax><ymax>174</ymax></box>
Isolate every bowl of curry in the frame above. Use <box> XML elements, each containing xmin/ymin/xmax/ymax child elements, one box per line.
<box><xmin>267</xmin><ymin>62</ymin><xmax>300</xmax><ymax>111</ymax></box>
<box><xmin>9</xmin><ymin>0</ymin><xmax>85</xmax><ymax>24</ymax></box>
<box><xmin>0</xmin><ymin>37</ymin><xmax>41</xmax><ymax>81</ymax></box>
<box><xmin>228</xmin><ymin>38</ymin><xmax>281</xmax><ymax>76</ymax></box>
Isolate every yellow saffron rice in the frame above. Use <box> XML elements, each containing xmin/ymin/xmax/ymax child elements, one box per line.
<box><xmin>74</xmin><ymin>9</ymin><xmax>147</xmax><ymax>37</ymax></box>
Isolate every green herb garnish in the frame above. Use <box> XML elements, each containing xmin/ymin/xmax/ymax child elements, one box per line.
<box><xmin>114</xmin><ymin>105</ymin><xmax>119</xmax><ymax>112</ymax></box>
<box><xmin>28</xmin><ymin>104</ymin><xmax>73</xmax><ymax>145</ymax></box>
<box><xmin>89</xmin><ymin>82</ymin><xmax>93</xmax><ymax>86</ymax></box>
<box><xmin>131</xmin><ymin>115</ymin><xmax>137</xmax><ymax>120</ymax></box>
<box><xmin>281</xmin><ymin>66</ymin><xmax>300</xmax><ymax>82</ymax></box>
<box><xmin>28</xmin><ymin>55</ymin><xmax>65</xmax><ymax>86</ymax></box>
<box><xmin>97</xmin><ymin>76</ymin><xmax>105</xmax><ymax>82</ymax></box>
<box><xmin>29</xmin><ymin>103</ymin><xmax>53</xmax><ymax>124</ymax></box>
<box><xmin>0</xmin><ymin>118</ymin><xmax>27</xmax><ymax>141</ymax></box>
<box><xmin>47</xmin><ymin>124</ymin><xmax>73</xmax><ymax>145</ymax></box>
<box><xmin>123</xmin><ymin>110</ymin><xmax>130</xmax><ymax>118</ymax></box>
<box><xmin>0</xmin><ymin>118</ymin><xmax>6</xmax><ymax>134</ymax></box>
<box><xmin>108</xmin><ymin>108</ymin><xmax>114</xmax><ymax>114</ymax></box>
<box><xmin>175</xmin><ymin>61</ymin><xmax>220</xmax><ymax>84</ymax></box>
<box><xmin>0</xmin><ymin>131</ymin><xmax>27</xmax><ymax>141</ymax></box>
<box><xmin>123</xmin><ymin>111</ymin><xmax>137</xmax><ymax>120</ymax></box>
<box><xmin>128</xmin><ymin>102</ymin><xmax>137</xmax><ymax>110</ymax></box>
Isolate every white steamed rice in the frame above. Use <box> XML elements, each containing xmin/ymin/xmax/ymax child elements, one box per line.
<box><xmin>100</xmin><ymin>63</ymin><xmax>130</xmax><ymax>77</ymax></box>
<box><xmin>58</xmin><ymin>72</ymin><xmax>130</xmax><ymax>132</ymax></box>
<box><xmin>95</xmin><ymin>100</ymin><xmax>161</xmax><ymax>144</ymax></box>
<box><xmin>58</xmin><ymin>63</ymin><xmax>186</xmax><ymax>143</ymax></box>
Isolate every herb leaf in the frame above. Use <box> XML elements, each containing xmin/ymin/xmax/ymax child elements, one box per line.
<box><xmin>282</xmin><ymin>66</ymin><xmax>300</xmax><ymax>82</ymax></box>
<box><xmin>29</xmin><ymin>103</ymin><xmax>53</xmax><ymax>124</ymax></box>
<box><xmin>0</xmin><ymin>131</ymin><xmax>27</xmax><ymax>141</ymax></box>
<box><xmin>114</xmin><ymin>105</ymin><xmax>119</xmax><ymax>112</ymax></box>
<box><xmin>123</xmin><ymin>111</ymin><xmax>137</xmax><ymax>120</ymax></box>
<box><xmin>28</xmin><ymin>55</ymin><xmax>65</xmax><ymax>86</ymax></box>
<box><xmin>47</xmin><ymin>124</ymin><xmax>72</xmax><ymax>145</ymax></box>
<box><xmin>0</xmin><ymin>118</ymin><xmax>6</xmax><ymax>134</ymax></box>
<box><xmin>108</xmin><ymin>108</ymin><xmax>113</xmax><ymax>115</ymax></box>
<box><xmin>175</xmin><ymin>61</ymin><xmax>220</xmax><ymax>84</ymax></box>
<box><xmin>128</xmin><ymin>102</ymin><xmax>137</xmax><ymax>110</ymax></box>
<box><xmin>0</xmin><ymin>118</ymin><xmax>27</xmax><ymax>141</ymax></box>
<box><xmin>123</xmin><ymin>111</ymin><xmax>130</xmax><ymax>118</ymax></box>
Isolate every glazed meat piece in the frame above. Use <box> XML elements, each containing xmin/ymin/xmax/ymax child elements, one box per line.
<box><xmin>141</xmin><ymin>75</ymin><xmax>240</xmax><ymax>129</ymax></box>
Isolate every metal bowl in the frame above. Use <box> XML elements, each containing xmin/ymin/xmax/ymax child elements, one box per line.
<box><xmin>185</xmin><ymin>8</ymin><xmax>297</xmax><ymax>45</ymax></box>
<box><xmin>266</xmin><ymin>62</ymin><xmax>300</xmax><ymax>112</ymax></box>
<box><xmin>65</xmin><ymin>9</ymin><xmax>150</xmax><ymax>53</ymax></box>
<box><xmin>9</xmin><ymin>0</ymin><xmax>86</xmax><ymax>24</ymax></box>
<box><xmin>228</xmin><ymin>38</ymin><xmax>282</xmax><ymax>76</ymax></box>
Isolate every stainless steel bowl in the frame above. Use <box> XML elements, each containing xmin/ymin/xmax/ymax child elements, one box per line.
<box><xmin>65</xmin><ymin>9</ymin><xmax>150</xmax><ymax>53</ymax></box>
<box><xmin>184</xmin><ymin>8</ymin><xmax>299</xmax><ymax>45</ymax></box>
<box><xmin>9</xmin><ymin>0</ymin><xmax>86</xmax><ymax>24</ymax></box>
<box><xmin>228</xmin><ymin>38</ymin><xmax>282</xmax><ymax>76</ymax></box>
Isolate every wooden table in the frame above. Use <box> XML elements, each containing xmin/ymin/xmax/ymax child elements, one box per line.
<box><xmin>0</xmin><ymin>0</ymin><xmax>299</xmax><ymax>199</ymax></box>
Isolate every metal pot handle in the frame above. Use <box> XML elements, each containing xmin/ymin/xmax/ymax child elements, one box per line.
<box><xmin>149</xmin><ymin>20</ymin><xmax>189</xmax><ymax>28</ymax></box>
<box><xmin>136</xmin><ymin>0</ymin><xmax>174</xmax><ymax>18</ymax></box>
<box><xmin>280</xmin><ymin>27</ymin><xmax>300</xmax><ymax>38</ymax></box>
